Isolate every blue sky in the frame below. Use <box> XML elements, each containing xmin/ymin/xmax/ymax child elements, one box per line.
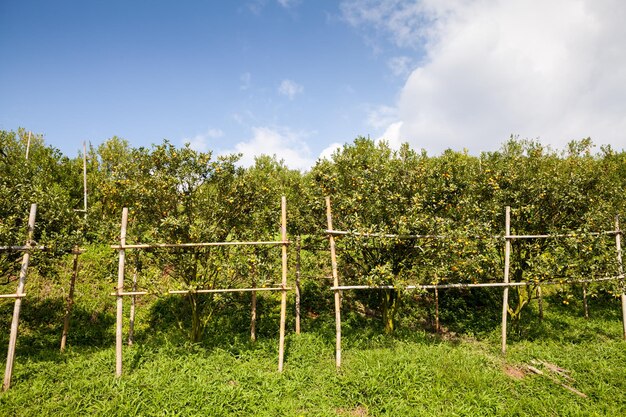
<box><xmin>2</xmin><ymin>1</ymin><xmax>625</xmax><ymax>168</ymax></box>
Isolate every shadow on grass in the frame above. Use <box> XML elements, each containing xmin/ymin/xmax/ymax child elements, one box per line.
<box><xmin>0</xmin><ymin>296</ymin><xmax>114</xmax><ymax>362</ymax></box>
<box><xmin>507</xmin><ymin>293</ymin><xmax>623</xmax><ymax>344</ymax></box>
<box><xmin>2</xmin><ymin>285</ymin><xmax>623</xmax><ymax>370</ymax></box>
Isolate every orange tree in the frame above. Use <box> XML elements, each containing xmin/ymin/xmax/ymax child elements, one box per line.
<box><xmin>310</xmin><ymin>138</ymin><xmax>432</xmax><ymax>333</ymax></box>
<box><xmin>473</xmin><ymin>138</ymin><xmax>625</xmax><ymax>325</ymax></box>
<box><xmin>309</xmin><ymin>136</ymin><xmax>626</xmax><ymax>333</ymax></box>
<box><xmin>0</xmin><ymin>129</ymin><xmax>83</xmax><ymax>281</ymax></box>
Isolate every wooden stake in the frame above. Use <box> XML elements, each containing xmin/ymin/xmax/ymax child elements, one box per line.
<box><xmin>60</xmin><ymin>251</ymin><xmax>80</xmax><ymax>352</ymax></box>
<box><xmin>83</xmin><ymin>141</ymin><xmax>87</xmax><ymax>220</ymax></box>
<box><xmin>326</xmin><ymin>196</ymin><xmax>342</xmax><ymax>368</ymax></box>
<box><xmin>115</xmin><ymin>208</ymin><xmax>128</xmax><ymax>377</ymax></box>
<box><xmin>3</xmin><ymin>203</ymin><xmax>36</xmax><ymax>391</ymax></box>
<box><xmin>537</xmin><ymin>285</ymin><xmax>544</xmax><ymax>321</ymax></box>
<box><xmin>501</xmin><ymin>206</ymin><xmax>511</xmax><ymax>355</ymax></box>
<box><xmin>582</xmin><ymin>283</ymin><xmax>589</xmax><ymax>320</ymax></box>
<box><xmin>615</xmin><ymin>215</ymin><xmax>625</xmax><ymax>339</ymax></box>
<box><xmin>278</xmin><ymin>196</ymin><xmax>288</xmax><ymax>372</ymax></box>
<box><xmin>25</xmin><ymin>131</ymin><xmax>31</xmax><ymax>160</ymax></box>
<box><xmin>128</xmin><ymin>257</ymin><xmax>138</xmax><ymax>346</ymax></box>
<box><xmin>250</xmin><ymin>255</ymin><xmax>257</xmax><ymax>342</ymax></box>
<box><xmin>434</xmin><ymin>287</ymin><xmax>440</xmax><ymax>333</ymax></box>
<box><xmin>295</xmin><ymin>236</ymin><xmax>301</xmax><ymax>335</ymax></box>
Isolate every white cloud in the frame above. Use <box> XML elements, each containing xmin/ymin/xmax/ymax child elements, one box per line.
<box><xmin>367</xmin><ymin>105</ymin><xmax>398</xmax><ymax>130</ymax></box>
<box><xmin>319</xmin><ymin>142</ymin><xmax>343</xmax><ymax>160</ymax></box>
<box><xmin>341</xmin><ymin>0</ymin><xmax>434</xmax><ymax>49</ymax></box>
<box><xmin>225</xmin><ymin>126</ymin><xmax>314</xmax><ymax>170</ymax></box>
<box><xmin>379</xmin><ymin>121</ymin><xmax>404</xmax><ymax>149</ymax></box>
<box><xmin>183</xmin><ymin>129</ymin><xmax>224</xmax><ymax>152</ymax></box>
<box><xmin>343</xmin><ymin>0</ymin><xmax>626</xmax><ymax>154</ymax></box>
<box><xmin>278</xmin><ymin>79</ymin><xmax>304</xmax><ymax>100</ymax></box>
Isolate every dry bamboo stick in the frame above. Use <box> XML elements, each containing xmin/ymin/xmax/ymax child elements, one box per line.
<box><xmin>526</xmin><ymin>365</ymin><xmax>587</xmax><ymax>398</ymax></box>
<box><xmin>295</xmin><ymin>236</ymin><xmax>301</xmax><ymax>335</ymax></box>
<box><xmin>3</xmin><ymin>203</ymin><xmax>36</xmax><ymax>391</ymax></box>
<box><xmin>326</xmin><ymin>197</ymin><xmax>342</xmax><ymax>368</ymax></box>
<box><xmin>615</xmin><ymin>216</ymin><xmax>625</xmax><ymax>339</ymax></box>
<box><xmin>115</xmin><ymin>208</ymin><xmax>128</xmax><ymax>377</ymax></box>
<box><xmin>110</xmin><ymin>241</ymin><xmax>289</xmax><ymax>250</ymax></box>
<box><xmin>60</xmin><ymin>251</ymin><xmax>80</xmax><ymax>352</ymax></box>
<box><xmin>501</xmin><ymin>206</ymin><xmax>511</xmax><ymax>355</ymax></box>
<box><xmin>278</xmin><ymin>196</ymin><xmax>288</xmax><ymax>372</ymax></box>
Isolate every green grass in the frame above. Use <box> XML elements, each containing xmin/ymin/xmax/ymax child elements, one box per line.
<box><xmin>1</xmin><ymin>267</ymin><xmax>626</xmax><ymax>416</ymax></box>
<box><xmin>1</xmin><ymin>297</ymin><xmax>626</xmax><ymax>416</ymax></box>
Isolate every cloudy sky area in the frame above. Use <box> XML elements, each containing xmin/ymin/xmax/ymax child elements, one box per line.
<box><xmin>1</xmin><ymin>0</ymin><xmax>624</xmax><ymax>169</ymax></box>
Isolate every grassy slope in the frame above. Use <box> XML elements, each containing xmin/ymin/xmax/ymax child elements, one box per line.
<box><xmin>1</xmin><ymin>297</ymin><xmax>626</xmax><ymax>416</ymax></box>
<box><xmin>0</xmin><ymin>255</ymin><xmax>625</xmax><ymax>416</ymax></box>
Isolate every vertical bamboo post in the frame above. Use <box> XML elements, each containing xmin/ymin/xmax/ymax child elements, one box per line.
<box><xmin>582</xmin><ymin>283</ymin><xmax>589</xmax><ymax>319</ymax></box>
<box><xmin>615</xmin><ymin>215</ymin><xmax>625</xmax><ymax>339</ymax></box>
<box><xmin>326</xmin><ymin>196</ymin><xmax>342</xmax><ymax>368</ymax></box>
<box><xmin>83</xmin><ymin>141</ymin><xmax>87</xmax><ymax>220</ymax></box>
<box><xmin>537</xmin><ymin>285</ymin><xmax>544</xmax><ymax>321</ymax></box>
<box><xmin>434</xmin><ymin>287</ymin><xmax>440</xmax><ymax>333</ymax></box>
<box><xmin>60</xmin><ymin>250</ymin><xmax>80</xmax><ymax>352</ymax></box>
<box><xmin>278</xmin><ymin>196</ymin><xmax>288</xmax><ymax>372</ymax></box>
<box><xmin>250</xmin><ymin>253</ymin><xmax>257</xmax><ymax>342</ymax></box>
<box><xmin>128</xmin><ymin>257</ymin><xmax>138</xmax><ymax>346</ymax></box>
<box><xmin>115</xmin><ymin>208</ymin><xmax>128</xmax><ymax>377</ymax></box>
<box><xmin>3</xmin><ymin>203</ymin><xmax>36</xmax><ymax>391</ymax></box>
<box><xmin>25</xmin><ymin>131</ymin><xmax>32</xmax><ymax>160</ymax></box>
<box><xmin>501</xmin><ymin>206</ymin><xmax>511</xmax><ymax>355</ymax></box>
<box><xmin>295</xmin><ymin>236</ymin><xmax>301</xmax><ymax>335</ymax></box>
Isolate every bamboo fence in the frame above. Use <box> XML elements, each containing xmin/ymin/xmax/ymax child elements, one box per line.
<box><xmin>324</xmin><ymin>197</ymin><xmax>626</xmax><ymax>366</ymax></box>
<box><xmin>111</xmin><ymin>197</ymin><xmax>291</xmax><ymax>376</ymax></box>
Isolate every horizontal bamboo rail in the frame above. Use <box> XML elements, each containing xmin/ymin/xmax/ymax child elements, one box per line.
<box><xmin>0</xmin><ymin>245</ymin><xmax>45</xmax><ymax>251</ymax></box>
<box><xmin>0</xmin><ymin>294</ymin><xmax>26</xmax><ymax>299</ymax></box>
<box><xmin>505</xmin><ymin>231</ymin><xmax>619</xmax><ymax>239</ymax></box>
<box><xmin>109</xmin><ymin>287</ymin><xmax>292</xmax><ymax>296</ymax></box>
<box><xmin>330</xmin><ymin>275</ymin><xmax>623</xmax><ymax>291</ymax></box>
<box><xmin>326</xmin><ymin>229</ymin><xmax>619</xmax><ymax>241</ymax></box>
<box><xmin>325</xmin><ymin>230</ymin><xmax>443</xmax><ymax>239</ymax></box>
<box><xmin>110</xmin><ymin>291</ymin><xmax>150</xmax><ymax>296</ymax></box>
<box><xmin>110</xmin><ymin>241</ymin><xmax>289</xmax><ymax>250</ymax></box>
<box><xmin>169</xmin><ymin>287</ymin><xmax>290</xmax><ymax>295</ymax></box>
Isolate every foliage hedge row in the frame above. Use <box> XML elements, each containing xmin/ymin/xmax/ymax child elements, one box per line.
<box><xmin>1</xmin><ymin>128</ymin><xmax>625</xmax><ymax>338</ymax></box>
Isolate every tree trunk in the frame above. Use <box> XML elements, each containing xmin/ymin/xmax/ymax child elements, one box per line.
<box><xmin>382</xmin><ymin>289</ymin><xmax>400</xmax><ymax>334</ymax></box>
<box><xmin>189</xmin><ymin>292</ymin><xmax>204</xmax><ymax>343</ymax></box>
